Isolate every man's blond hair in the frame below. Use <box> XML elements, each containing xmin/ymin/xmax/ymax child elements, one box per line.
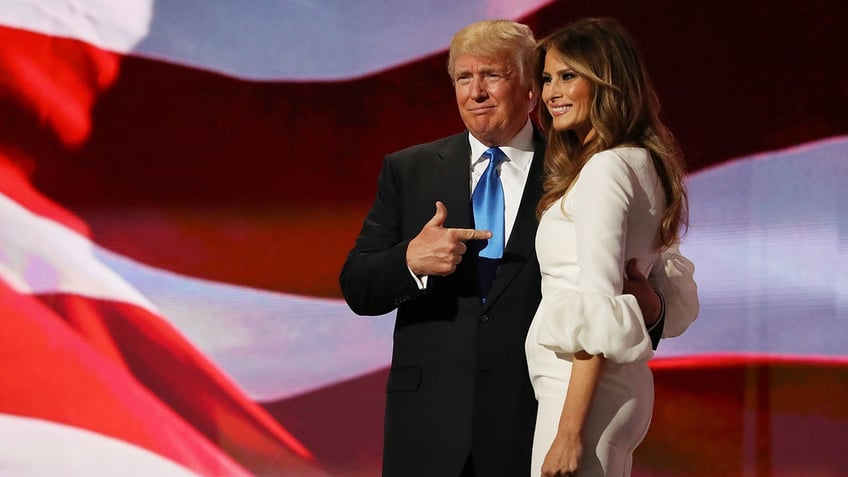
<box><xmin>447</xmin><ymin>20</ymin><xmax>537</xmax><ymax>89</ymax></box>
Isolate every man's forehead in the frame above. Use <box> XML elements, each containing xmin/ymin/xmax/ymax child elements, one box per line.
<box><xmin>454</xmin><ymin>54</ymin><xmax>510</xmax><ymax>71</ymax></box>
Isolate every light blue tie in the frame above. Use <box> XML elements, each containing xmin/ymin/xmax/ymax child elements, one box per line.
<box><xmin>472</xmin><ymin>147</ymin><xmax>506</xmax><ymax>298</ymax></box>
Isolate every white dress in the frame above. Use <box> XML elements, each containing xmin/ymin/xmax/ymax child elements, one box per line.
<box><xmin>526</xmin><ymin>147</ymin><xmax>665</xmax><ymax>477</ymax></box>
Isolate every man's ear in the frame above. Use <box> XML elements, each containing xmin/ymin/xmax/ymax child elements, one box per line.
<box><xmin>527</xmin><ymin>88</ymin><xmax>538</xmax><ymax>111</ymax></box>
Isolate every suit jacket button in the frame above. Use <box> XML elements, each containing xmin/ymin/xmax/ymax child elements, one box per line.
<box><xmin>480</xmin><ymin>314</ymin><xmax>490</xmax><ymax>323</ymax></box>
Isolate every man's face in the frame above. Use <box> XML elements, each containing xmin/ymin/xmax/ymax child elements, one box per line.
<box><xmin>452</xmin><ymin>54</ymin><xmax>535</xmax><ymax>146</ymax></box>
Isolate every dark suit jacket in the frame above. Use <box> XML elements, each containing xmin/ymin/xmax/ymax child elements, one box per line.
<box><xmin>340</xmin><ymin>129</ymin><xmax>547</xmax><ymax>477</ymax></box>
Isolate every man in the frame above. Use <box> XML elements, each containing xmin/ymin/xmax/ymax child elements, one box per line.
<box><xmin>339</xmin><ymin>20</ymin><xmax>697</xmax><ymax>477</ymax></box>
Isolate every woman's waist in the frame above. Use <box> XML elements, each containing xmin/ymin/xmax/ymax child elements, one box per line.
<box><xmin>528</xmin><ymin>356</ymin><xmax>652</xmax><ymax>394</ymax></box>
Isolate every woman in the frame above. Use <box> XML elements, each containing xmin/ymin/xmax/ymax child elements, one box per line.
<box><xmin>525</xmin><ymin>18</ymin><xmax>690</xmax><ymax>476</ymax></box>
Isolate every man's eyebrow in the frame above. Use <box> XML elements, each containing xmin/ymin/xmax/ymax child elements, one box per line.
<box><xmin>479</xmin><ymin>65</ymin><xmax>511</xmax><ymax>75</ymax></box>
<box><xmin>453</xmin><ymin>65</ymin><xmax>511</xmax><ymax>78</ymax></box>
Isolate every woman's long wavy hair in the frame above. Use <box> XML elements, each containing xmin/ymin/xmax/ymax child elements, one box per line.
<box><xmin>535</xmin><ymin>17</ymin><xmax>688</xmax><ymax>249</ymax></box>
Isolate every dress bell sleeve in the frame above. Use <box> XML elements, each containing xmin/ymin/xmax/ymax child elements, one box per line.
<box><xmin>650</xmin><ymin>242</ymin><xmax>700</xmax><ymax>338</ymax></box>
<box><xmin>535</xmin><ymin>152</ymin><xmax>654</xmax><ymax>364</ymax></box>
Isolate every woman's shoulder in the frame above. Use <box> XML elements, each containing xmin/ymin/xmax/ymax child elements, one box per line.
<box><xmin>583</xmin><ymin>146</ymin><xmax>649</xmax><ymax>175</ymax></box>
<box><xmin>589</xmin><ymin>146</ymin><xmax>649</xmax><ymax>163</ymax></box>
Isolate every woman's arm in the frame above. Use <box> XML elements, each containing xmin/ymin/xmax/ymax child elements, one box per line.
<box><xmin>542</xmin><ymin>350</ymin><xmax>604</xmax><ymax>476</ymax></box>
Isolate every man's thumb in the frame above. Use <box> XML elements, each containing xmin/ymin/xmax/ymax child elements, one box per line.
<box><xmin>428</xmin><ymin>201</ymin><xmax>448</xmax><ymax>227</ymax></box>
<box><xmin>624</xmin><ymin>258</ymin><xmax>643</xmax><ymax>280</ymax></box>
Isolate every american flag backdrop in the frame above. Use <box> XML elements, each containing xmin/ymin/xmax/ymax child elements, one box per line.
<box><xmin>1</xmin><ymin>1</ymin><xmax>846</xmax><ymax>476</ymax></box>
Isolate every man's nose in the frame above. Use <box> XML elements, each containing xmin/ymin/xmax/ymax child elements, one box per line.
<box><xmin>470</xmin><ymin>77</ymin><xmax>488</xmax><ymax>100</ymax></box>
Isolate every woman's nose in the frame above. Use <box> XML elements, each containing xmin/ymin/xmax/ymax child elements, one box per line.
<box><xmin>546</xmin><ymin>81</ymin><xmax>562</xmax><ymax>100</ymax></box>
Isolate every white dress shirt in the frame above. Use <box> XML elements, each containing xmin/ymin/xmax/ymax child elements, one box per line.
<box><xmin>468</xmin><ymin>119</ymin><xmax>535</xmax><ymax>244</ymax></box>
<box><xmin>410</xmin><ymin>120</ymin><xmax>536</xmax><ymax>288</ymax></box>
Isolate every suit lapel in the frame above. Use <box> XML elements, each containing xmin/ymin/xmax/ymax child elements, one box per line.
<box><xmin>428</xmin><ymin>129</ymin><xmax>545</xmax><ymax>308</ymax></box>
<box><xmin>433</xmin><ymin>133</ymin><xmax>474</xmax><ymax>229</ymax></box>
<box><xmin>483</xmin><ymin>128</ymin><xmax>546</xmax><ymax>308</ymax></box>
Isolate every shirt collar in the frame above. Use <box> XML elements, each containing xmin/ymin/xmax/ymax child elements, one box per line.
<box><xmin>468</xmin><ymin>119</ymin><xmax>535</xmax><ymax>170</ymax></box>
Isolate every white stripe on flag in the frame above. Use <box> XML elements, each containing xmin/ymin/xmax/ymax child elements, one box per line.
<box><xmin>659</xmin><ymin>136</ymin><xmax>848</xmax><ymax>359</ymax></box>
<box><xmin>0</xmin><ymin>0</ymin><xmax>555</xmax><ymax>80</ymax></box>
<box><xmin>0</xmin><ymin>192</ymin><xmax>156</xmax><ymax>309</ymax></box>
<box><xmin>0</xmin><ymin>190</ymin><xmax>394</xmax><ymax>402</ymax></box>
<box><xmin>3</xmin><ymin>137</ymin><xmax>848</xmax><ymax>402</ymax></box>
<box><xmin>0</xmin><ymin>413</ymin><xmax>198</xmax><ymax>477</ymax></box>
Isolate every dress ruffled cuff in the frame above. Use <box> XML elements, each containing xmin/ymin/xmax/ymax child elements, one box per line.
<box><xmin>536</xmin><ymin>290</ymin><xmax>654</xmax><ymax>364</ymax></box>
<box><xmin>649</xmin><ymin>251</ymin><xmax>699</xmax><ymax>338</ymax></box>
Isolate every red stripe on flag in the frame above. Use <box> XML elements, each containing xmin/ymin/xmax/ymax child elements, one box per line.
<box><xmin>0</xmin><ymin>281</ymin><xmax>248</xmax><ymax>475</ymax></box>
<box><xmin>261</xmin><ymin>356</ymin><xmax>848</xmax><ymax>476</ymax></box>
<box><xmin>0</xmin><ymin>154</ymin><xmax>91</xmax><ymax>237</ymax></box>
<box><xmin>641</xmin><ymin>356</ymin><xmax>848</xmax><ymax>476</ymax></box>
<box><xmin>0</xmin><ymin>279</ymin><xmax>327</xmax><ymax>475</ymax></box>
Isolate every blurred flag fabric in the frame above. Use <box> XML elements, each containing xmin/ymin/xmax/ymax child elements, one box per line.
<box><xmin>1</xmin><ymin>1</ymin><xmax>847</xmax><ymax>476</ymax></box>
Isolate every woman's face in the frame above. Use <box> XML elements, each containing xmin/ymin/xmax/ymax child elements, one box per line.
<box><xmin>540</xmin><ymin>50</ymin><xmax>595</xmax><ymax>143</ymax></box>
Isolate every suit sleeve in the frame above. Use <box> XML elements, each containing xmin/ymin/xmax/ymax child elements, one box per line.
<box><xmin>339</xmin><ymin>155</ymin><xmax>430</xmax><ymax>316</ymax></box>
<box><xmin>535</xmin><ymin>152</ymin><xmax>654</xmax><ymax>364</ymax></box>
<box><xmin>649</xmin><ymin>242</ymin><xmax>699</xmax><ymax>338</ymax></box>
<box><xmin>646</xmin><ymin>292</ymin><xmax>665</xmax><ymax>350</ymax></box>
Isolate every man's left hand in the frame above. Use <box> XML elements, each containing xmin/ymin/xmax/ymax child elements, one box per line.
<box><xmin>623</xmin><ymin>258</ymin><xmax>661</xmax><ymax>327</ymax></box>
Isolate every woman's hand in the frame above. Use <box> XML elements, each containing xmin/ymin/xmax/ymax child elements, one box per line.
<box><xmin>541</xmin><ymin>432</ymin><xmax>582</xmax><ymax>477</ymax></box>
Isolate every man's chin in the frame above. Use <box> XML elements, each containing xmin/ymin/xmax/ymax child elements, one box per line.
<box><xmin>466</xmin><ymin>121</ymin><xmax>498</xmax><ymax>140</ymax></box>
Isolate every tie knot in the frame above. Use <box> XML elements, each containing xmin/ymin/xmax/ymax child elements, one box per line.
<box><xmin>484</xmin><ymin>147</ymin><xmax>506</xmax><ymax>167</ymax></box>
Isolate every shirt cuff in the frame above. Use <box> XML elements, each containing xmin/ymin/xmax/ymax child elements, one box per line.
<box><xmin>408</xmin><ymin>267</ymin><xmax>429</xmax><ymax>290</ymax></box>
<box><xmin>646</xmin><ymin>288</ymin><xmax>666</xmax><ymax>333</ymax></box>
